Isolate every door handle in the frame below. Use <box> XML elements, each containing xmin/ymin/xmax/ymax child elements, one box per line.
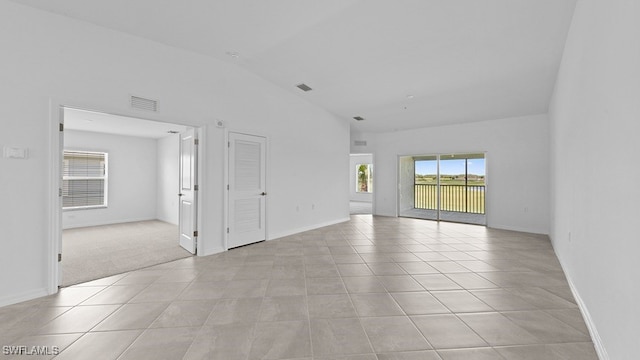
<box><xmin>178</xmin><ymin>193</ymin><xmax>184</xmax><ymax>197</ymax></box>
<box><xmin>261</xmin><ymin>192</ymin><xmax>267</xmax><ymax>196</ymax></box>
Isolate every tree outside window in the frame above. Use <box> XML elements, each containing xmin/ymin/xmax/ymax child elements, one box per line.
<box><xmin>356</xmin><ymin>164</ymin><xmax>373</xmax><ymax>193</ymax></box>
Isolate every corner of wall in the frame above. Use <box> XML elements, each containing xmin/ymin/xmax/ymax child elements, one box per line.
<box><xmin>268</xmin><ymin>217</ymin><xmax>351</xmax><ymax>241</ymax></box>
<box><xmin>554</xmin><ymin>250</ymin><xmax>610</xmax><ymax>360</ymax></box>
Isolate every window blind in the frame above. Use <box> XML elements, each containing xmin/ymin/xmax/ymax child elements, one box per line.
<box><xmin>63</xmin><ymin>151</ymin><xmax>107</xmax><ymax>209</ymax></box>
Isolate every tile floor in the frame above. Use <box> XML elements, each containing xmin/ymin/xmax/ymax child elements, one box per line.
<box><xmin>0</xmin><ymin>215</ymin><xmax>598</xmax><ymax>360</ymax></box>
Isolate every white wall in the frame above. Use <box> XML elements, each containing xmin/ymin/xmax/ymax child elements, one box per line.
<box><xmin>349</xmin><ymin>154</ymin><xmax>373</xmax><ymax>202</ymax></box>
<box><xmin>549</xmin><ymin>0</ymin><xmax>640</xmax><ymax>358</ymax></box>
<box><xmin>62</xmin><ymin>130</ymin><xmax>158</xmax><ymax>229</ymax></box>
<box><xmin>157</xmin><ymin>134</ymin><xmax>179</xmax><ymax>225</ymax></box>
<box><xmin>360</xmin><ymin>114</ymin><xmax>550</xmax><ymax>234</ymax></box>
<box><xmin>0</xmin><ymin>1</ymin><xmax>349</xmax><ymax>306</ymax></box>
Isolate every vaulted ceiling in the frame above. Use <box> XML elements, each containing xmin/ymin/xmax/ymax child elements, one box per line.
<box><xmin>10</xmin><ymin>0</ymin><xmax>577</xmax><ymax>133</ymax></box>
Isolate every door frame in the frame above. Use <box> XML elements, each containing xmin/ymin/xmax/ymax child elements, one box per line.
<box><xmin>47</xmin><ymin>99</ymin><xmax>206</xmax><ymax>293</ymax></box>
<box><xmin>350</xmin><ymin>153</ymin><xmax>375</xmax><ymax>215</ymax></box>
<box><xmin>179</xmin><ymin>128</ymin><xmax>199</xmax><ymax>254</ymax></box>
<box><xmin>396</xmin><ymin>152</ymin><xmax>488</xmax><ymax>225</ymax></box>
<box><xmin>223</xmin><ymin>129</ymin><xmax>269</xmax><ymax>250</ymax></box>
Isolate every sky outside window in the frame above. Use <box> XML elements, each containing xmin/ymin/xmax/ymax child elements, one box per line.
<box><xmin>415</xmin><ymin>158</ymin><xmax>485</xmax><ymax>176</ymax></box>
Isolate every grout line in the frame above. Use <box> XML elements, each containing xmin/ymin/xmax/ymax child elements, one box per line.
<box><xmin>7</xmin><ymin>217</ymin><xmax>598</xmax><ymax>359</ymax></box>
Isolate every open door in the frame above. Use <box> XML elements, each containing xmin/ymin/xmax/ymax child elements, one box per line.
<box><xmin>228</xmin><ymin>132</ymin><xmax>266</xmax><ymax>249</ymax></box>
<box><xmin>179</xmin><ymin>128</ymin><xmax>198</xmax><ymax>254</ymax></box>
<box><xmin>57</xmin><ymin>110</ymin><xmax>65</xmax><ymax>287</ymax></box>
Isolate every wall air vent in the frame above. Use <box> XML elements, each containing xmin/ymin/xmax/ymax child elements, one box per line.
<box><xmin>354</xmin><ymin>140</ymin><xmax>367</xmax><ymax>146</ymax></box>
<box><xmin>131</xmin><ymin>95</ymin><xmax>158</xmax><ymax>112</ymax></box>
<box><xmin>353</xmin><ymin>116</ymin><xmax>365</xmax><ymax>121</ymax></box>
<box><xmin>296</xmin><ymin>83</ymin><xmax>313</xmax><ymax>92</ymax></box>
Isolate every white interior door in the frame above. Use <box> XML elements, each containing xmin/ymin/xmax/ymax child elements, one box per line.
<box><xmin>228</xmin><ymin>132</ymin><xmax>266</xmax><ymax>249</ymax></box>
<box><xmin>179</xmin><ymin>128</ymin><xmax>198</xmax><ymax>254</ymax></box>
<box><xmin>57</xmin><ymin>114</ymin><xmax>64</xmax><ymax>286</ymax></box>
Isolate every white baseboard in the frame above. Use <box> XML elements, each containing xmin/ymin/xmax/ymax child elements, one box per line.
<box><xmin>376</xmin><ymin>211</ymin><xmax>397</xmax><ymax>217</ymax></box>
<box><xmin>557</xmin><ymin>260</ymin><xmax>609</xmax><ymax>359</ymax></box>
<box><xmin>0</xmin><ymin>288</ymin><xmax>49</xmax><ymax>308</ymax></box>
<box><xmin>62</xmin><ymin>216</ymin><xmax>158</xmax><ymax>230</ymax></box>
<box><xmin>486</xmin><ymin>223</ymin><xmax>548</xmax><ymax>235</ymax></box>
<box><xmin>268</xmin><ymin>217</ymin><xmax>351</xmax><ymax>241</ymax></box>
<box><xmin>199</xmin><ymin>246</ymin><xmax>225</xmax><ymax>257</ymax></box>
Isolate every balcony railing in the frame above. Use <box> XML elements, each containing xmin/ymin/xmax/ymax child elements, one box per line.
<box><xmin>415</xmin><ymin>184</ymin><xmax>485</xmax><ymax>214</ymax></box>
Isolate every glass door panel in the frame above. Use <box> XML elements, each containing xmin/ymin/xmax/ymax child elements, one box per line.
<box><xmin>399</xmin><ymin>153</ymin><xmax>486</xmax><ymax>225</ymax></box>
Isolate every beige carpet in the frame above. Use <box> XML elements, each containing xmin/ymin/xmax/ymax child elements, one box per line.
<box><xmin>62</xmin><ymin>220</ymin><xmax>192</xmax><ymax>286</ymax></box>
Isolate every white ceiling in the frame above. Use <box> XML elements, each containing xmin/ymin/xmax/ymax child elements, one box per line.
<box><xmin>13</xmin><ymin>0</ymin><xmax>577</xmax><ymax>133</ymax></box>
<box><xmin>64</xmin><ymin>108</ymin><xmax>187</xmax><ymax>139</ymax></box>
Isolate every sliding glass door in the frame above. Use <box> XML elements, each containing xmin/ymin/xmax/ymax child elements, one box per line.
<box><xmin>413</xmin><ymin>156</ymin><xmax>438</xmax><ymax>220</ymax></box>
<box><xmin>399</xmin><ymin>153</ymin><xmax>486</xmax><ymax>225</ymax></box>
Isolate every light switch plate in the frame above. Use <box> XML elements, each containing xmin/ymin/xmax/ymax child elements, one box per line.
<box><xmin>3</xmin><ymin>146</ymin><xmax>29</xmax><ymax>159</ymax></box>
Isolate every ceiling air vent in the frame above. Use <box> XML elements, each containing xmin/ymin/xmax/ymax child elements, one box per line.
<box><xmin>354</xmin><ymin>140</ymin><xmax>367</xmax><ymax>146</ymax></box>
<box><xmin>353</xmin><ymin>116</ymin><xmax>365</xmax><ymax>121</ymax></box>
<box><xmin>296</xmin><ymin>83</ymin><xmax>313</xmax><ymax>92</ymax></box>
<box><xmin>131</xmin><ymin>95</ymin><xmax>158</xmax><ymax>112</ymax></box>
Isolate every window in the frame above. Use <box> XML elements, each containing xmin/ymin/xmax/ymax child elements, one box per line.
<box><xmin>414</xmin><ymin>153</ymin><xmax>485</xmax><ymax>214</ymax></box>
<box><xmin>356</xmin><ymin>163</ymin><xmax>373</xmax><ymax>193</ymax></box>
<box><xmin>63</xmin><ymin>150</ymin><xmax>108</xmax><ymax>209</ymax></box>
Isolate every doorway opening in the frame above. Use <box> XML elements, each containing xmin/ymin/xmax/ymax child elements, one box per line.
<box><xmin>58</xmin><ymin>107</ymin><xmax>198</xmax><ymax>286</ymax></box>
<box><xmin>350</xmin><ymin>153</ymin><xmax>373</xmax><ymax>215</ymax></box>
<box><xmin>399</xmin><ymin>153</ymin><xmax>486</xmax><ymax>225</ymax></box>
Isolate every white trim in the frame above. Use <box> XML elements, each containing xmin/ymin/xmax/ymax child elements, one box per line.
<box><xmin>199</xmin><ymin>246</ymin><xmax>225</xmax><ymax>257</ymax></box>
<box><xmin>268</xmin><ymin>217</ymin><xmax>351</xmax><ymax>241</ymax></box>
<box><xmin>371</xmin><ymin>153</ymin><xmax>376</xmax><ymax>215</ymax></box>
<box><xmin>62</xmin><ymin>217</ymin><xmax>159</xmax><ymax>230</ymax></box>
<box><xmin>486</xmin><ymin>224</ymin><xmax>549</xmax><ymax>236</ymax></box>
<box><xmin>47</xmin><ymin>100</ymin><xmax>63</xmax><ymax>295</ymax></box>
<box><xmin>557</xmin><ymin>259</ymin><xmax>609</xmax><ymax>360</ymax></box>
<box><xmin>48</xmin><ymin>99</ymin><xmax>204</xmax><ymax>295</ymax></box>
<box><xmin>195</xmin><ymin>126</ymin><xmax>206</xmax><ymax>256</ymax></box>
<box><xmin>225</xmin><ymin>130</ymin><xmax>269</xmax><ymax>250</ymax></box>
<box><xmin>396</xmin><ymin>151</ymin><xmax>488</xmax><ymax>226</ymax></box>
<box><xmin>223</xmin><ymin>127</ymin><xmax>229</xmax><ymax>251</ymax></box>
<box><xmin>0</xmin><ymin>288</ymin><xmax>49</xmax><ymax>308</ymax></box>
<box><xmin>395</xmin><ymin>155</ymin><xmax>401</xmax><ymax>217</ymax></box>
<box><xmin>62</xmin><ymin>149</ymin><xmax>109</xmax><ymax>210</ymax></box>
<box><xmin>63</xmin><ymin>205</ymin><xmax>108</xmax><ymax>212</ymax></box>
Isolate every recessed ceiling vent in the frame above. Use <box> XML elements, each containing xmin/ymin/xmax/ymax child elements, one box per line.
<box><xmin>353</xmin><ymin>116</ymin><xmax>365</xmax><ymax>121</ymax></box>
<box><xmin>131</xmin><ymin>95</ymin><xmax>158</xmax><ymax>112</ymax></box>
<box><xmin>354</xmin><ymin>140</ymin><xmax>367</xmax><ymax>146</ymax></box>
<box><xmin>296</xmin><ymin>83</ymin><xmax>313</xmax><ymax>92</ymax></box>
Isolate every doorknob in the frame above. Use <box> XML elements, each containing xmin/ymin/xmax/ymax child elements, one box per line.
<box><xmin>178</xmin><ymin>193</ymin><xmax>184</xmax><ymax>197</ymax></box>
<box><xmin>261</xmin><ymin>192</ymin><xmax>267</xmax><ymax>196</ymax></box>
